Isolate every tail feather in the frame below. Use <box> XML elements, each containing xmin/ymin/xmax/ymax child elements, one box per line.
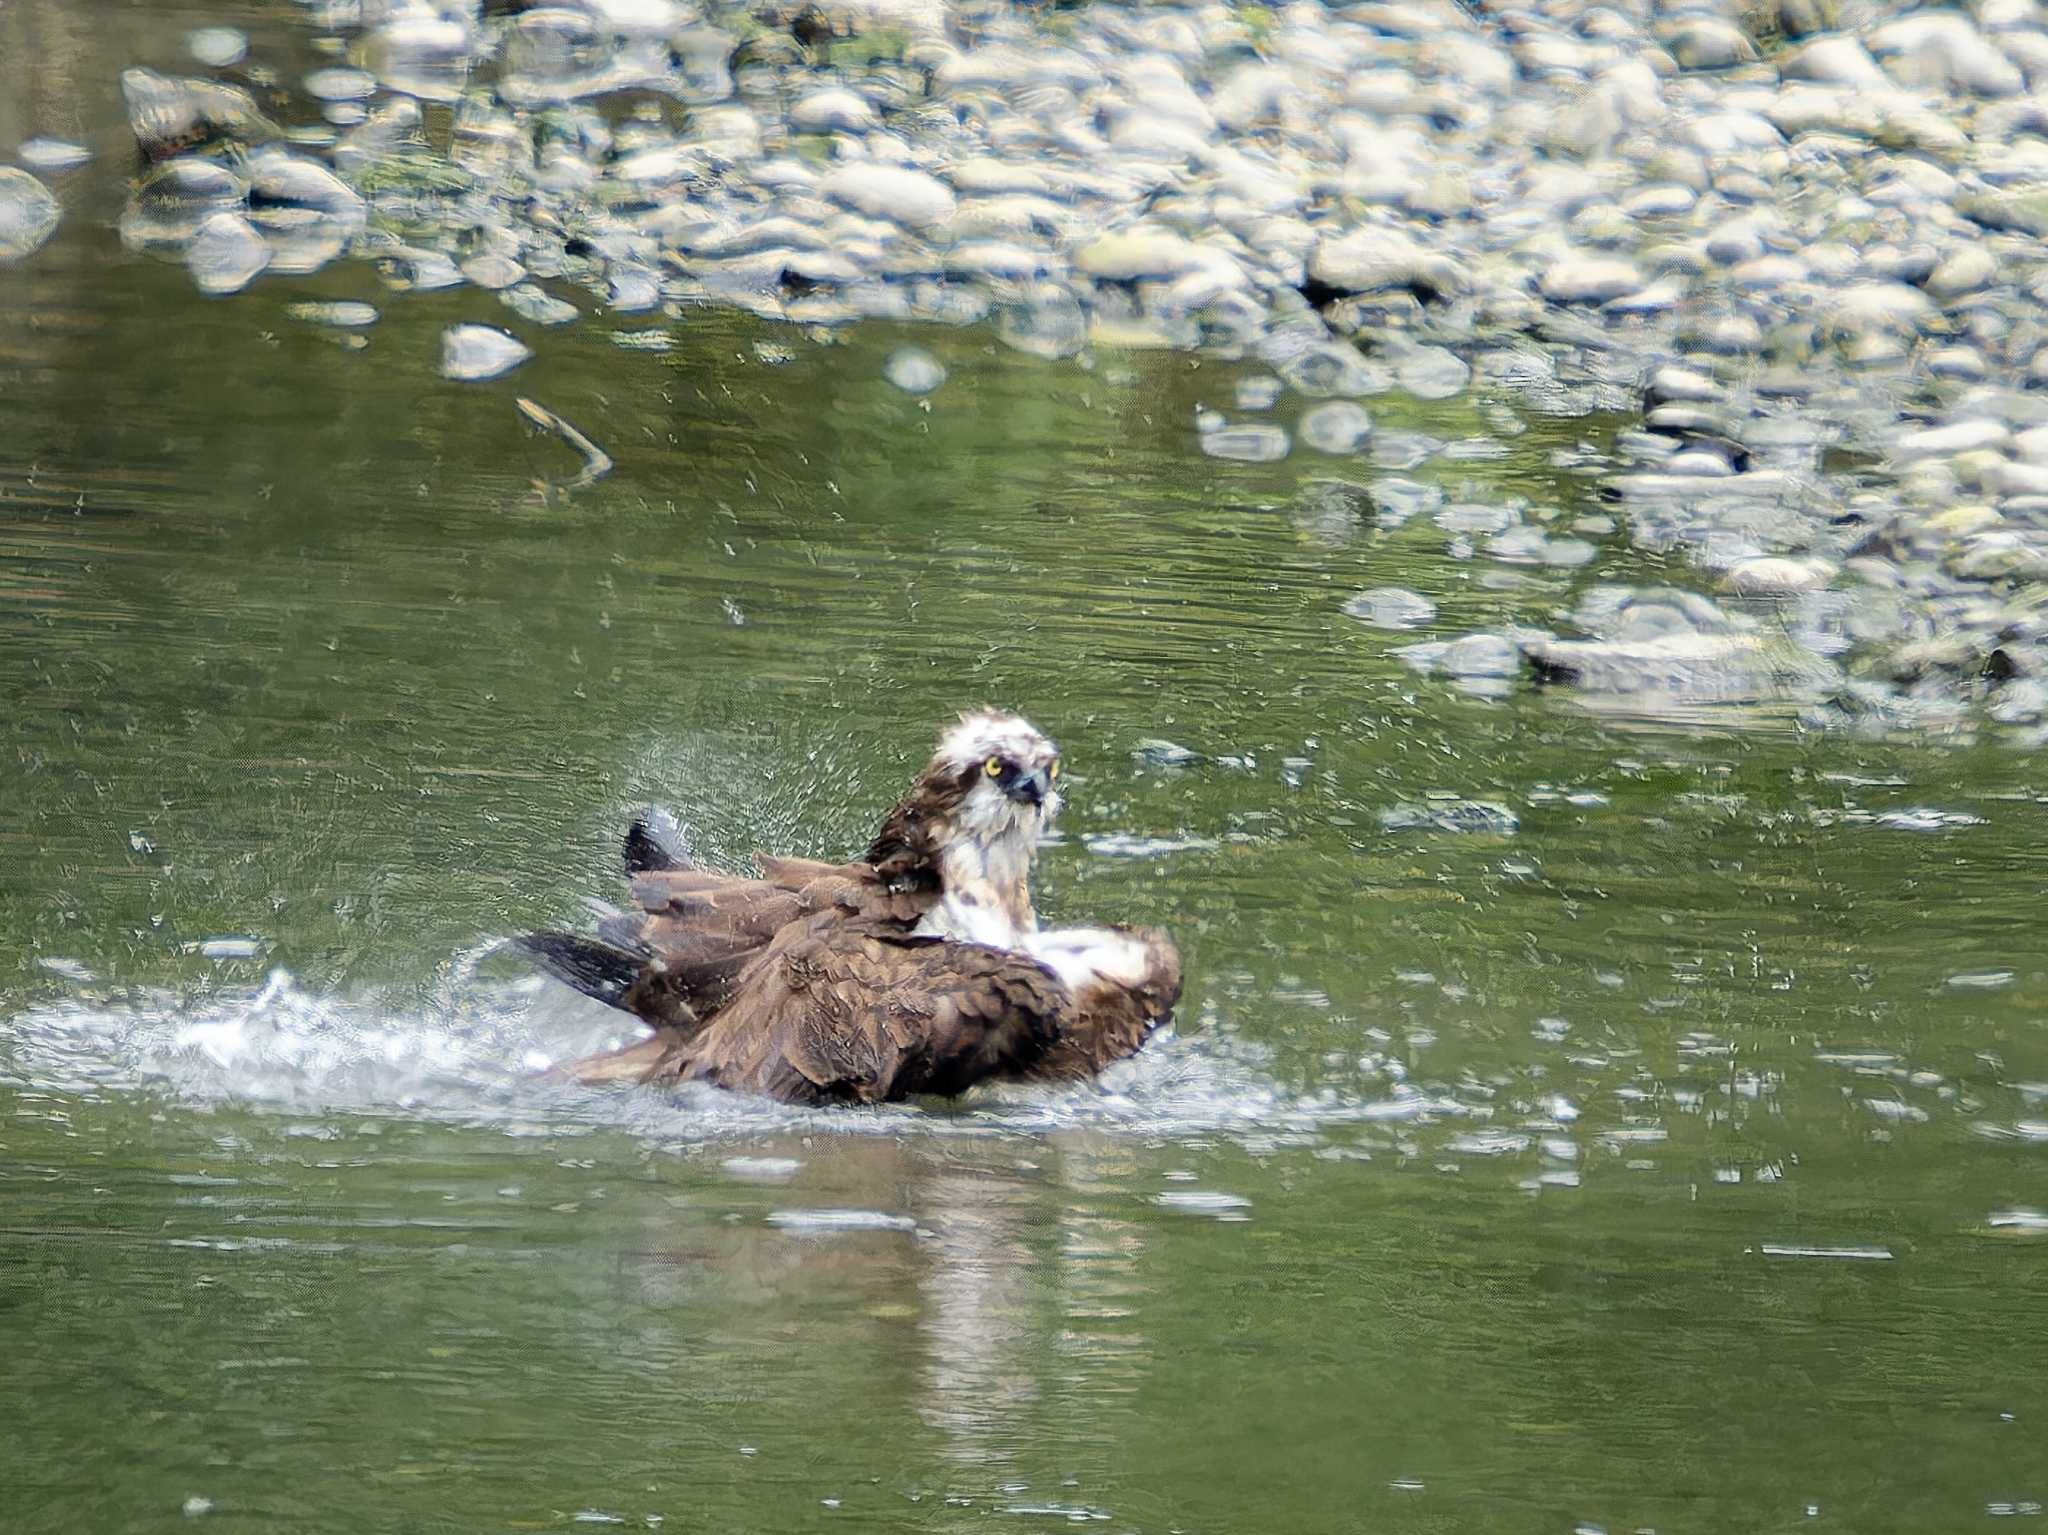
<box><xmin>515</xmin><ymin>931</ymin><xmax>648</xmax><ymax>1008</ymax></box>
<box><xmin>623</xmin><ymin>806</ymin><xmax>691</xmax><ymax>874</ymax></box>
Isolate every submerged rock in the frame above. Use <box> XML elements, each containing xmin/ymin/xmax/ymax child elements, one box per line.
<box><xmin>881</xmin><ymin>345</ymin><xmax>945</xmax><ymax>393</ymax></box>
<box><xmin>1201</xmin><ymin>424</ymin><xmax>1290</xmax><ymax>463</ymax></box>
<box><xmin>1343</xmin><ymin>587</ymin><xmax>1437</xmax><ymax>630</ymax></box>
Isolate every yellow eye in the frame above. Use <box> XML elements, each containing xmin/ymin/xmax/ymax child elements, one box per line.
<box><xmin>1047</xmin><ymin>759</ymin><xmax>1060</xmax><ymax>781</ymax></box>
<box><xmin>985</xmin><ymin>755</ymin><xmax>1003</xmax><ymax>777</ymax></box>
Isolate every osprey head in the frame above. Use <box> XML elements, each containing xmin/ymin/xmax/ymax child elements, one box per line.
<box><xmin>931</xmin><ymin>709</ymin><xmax>1063</xmax><ymax>839</ymax></box>
<box><xmin>866</xmin><ymin>710</ymin><xmax>1063</xmax><ymax>947</ymax></box>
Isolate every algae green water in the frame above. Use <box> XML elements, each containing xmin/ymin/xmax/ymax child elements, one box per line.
<box><xmin>6</xmin><ymin>10</ymin><xmax>2048</xmax><ymax>1533</ymax></box>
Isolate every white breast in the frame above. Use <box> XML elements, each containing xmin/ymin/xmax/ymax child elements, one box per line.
<box><xmin>1022</xmin><ymin>926</ymin><xmax>1152</xmax><ymax>992</ymax></box>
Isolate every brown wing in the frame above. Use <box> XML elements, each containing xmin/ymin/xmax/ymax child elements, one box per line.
<box><xmin>657</xmin><ymin>914</ymin><xmax>1071</xmax><ymax>1105</ymax></box>
<box><xmin>1013</xmin><ymin>927</ymin><xmax>1183</xmax><ymax>1082</ymax></box>
<box><xmin>618</xmin><ymin>855</ymin><xmax>937</xmax><ymax>1026</ymax></box>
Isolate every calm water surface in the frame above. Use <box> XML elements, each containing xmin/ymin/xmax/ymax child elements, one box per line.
<box><xmin>5</xmin><ymin>7</ymin><xmax>2048</xmax><ymax>1532</ymax></box>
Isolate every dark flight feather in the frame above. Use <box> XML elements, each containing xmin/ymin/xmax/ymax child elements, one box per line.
<box><xmin>622</xmin><ymin>805</ymin><xmax>691</xmax><ymax>874</ymax></box>
<box><xmin>515</xmin><ymin>931</ymin><xmax>648</xmax><ymax>1008</ymax></box>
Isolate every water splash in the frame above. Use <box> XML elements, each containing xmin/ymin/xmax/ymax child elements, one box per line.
<box><xmin>2</xmin><ymin>960</ymin><xmax>1405</xmax><ymax>1149</ymax></box>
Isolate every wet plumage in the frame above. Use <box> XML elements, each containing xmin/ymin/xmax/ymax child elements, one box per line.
<box><xmin>518</xmin><ymin>712</ymin><xmax>1182</xmax><ymax>1105</ymax></box>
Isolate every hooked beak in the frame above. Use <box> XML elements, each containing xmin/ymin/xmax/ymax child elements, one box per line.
<box><xmin>1006</xmin><ymin>766</ymin><xmax>1051</xmax><ymax>808</ymax></box>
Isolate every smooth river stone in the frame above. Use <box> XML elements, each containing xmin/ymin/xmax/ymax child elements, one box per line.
<box><xmin>186</xmin><ymin>211</ymin><xmax>269</xmax><ymax>294</ymax></box>
<box><xmin>790</xmin><ymin>88</ymin><xmax>876</xmax><ymax>133</ymax></box>
<box><xmin>441</xmin><ymin>324</ymin><xmax>531</xmax><ymax>381</ymax></box>
<box><xmin>1299</xmin><ymin>401</ymin><xmax>1373</xmax><ymax>454</ymax></box>
<box><xmin>1539</xmin><ymin>256</ymin><xmax>1644</xmax><ymax>303</ymax></box>
<box><xmin>819</xmin><ymin>164</ymin><xmax>956</xmax><ymax>228</ymax></box>
<box><xmin>1200</xmin><ymin>424</ymin><xmax>1290</xmax><ymax>463</ymax></box>
<box><xmin>1344</xmin><ymin>587</ymin><xmax>1437</xmax><ymax>629</ymax></box>
<box><xmin>0</xmin><ymin>167</ymin><xmax>60</xmax><ymax>260</ymax></box>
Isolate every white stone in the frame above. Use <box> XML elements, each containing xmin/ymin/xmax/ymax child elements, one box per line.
<box><xmin>1308</xmin><ymin>225</ymin><xmax>1468</xmax><ymax>297</ymax></box>
<box><xmin>0</xmin><ymin>167</ymin><xmax>60</xmax><ymax>261</ymax></box>
<box><xmin>1538</xmin><ymin>255</ymin><xmax>1643</xmax><ymax>304</ymax></box>
<box><xmin>790</xmin><ymin>89</ymin><xmax>876</xmax><ymax>134</ymax></box>
<box><xmin>1727</xmin><ymin>557</ymin><xmax>1834</xmax><ymax>595</ymax></box>
<box><xmin>441</xmin><ymin>324</ymin><xmax>532</xmax><ymax>382</ymax></box>
<box><xmin>1893</xmin><ymin>421</ymin><xmax>2012</xmax><ymax>461</ymax></box>
<box><xmin>185</xmin><ymin>211</ymin><xmax>268</xmax><ymax>294</ymax></box>
<box><xmin>819</xmin><ymin>163</ymin><xmax>956</xmax><ymax>228</ymax></box>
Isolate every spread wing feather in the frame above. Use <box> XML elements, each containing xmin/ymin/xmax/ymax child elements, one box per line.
<box><xmin>653</xmin><ymin>915</ymin><xmax>1072</xmax><ymax>1104</ymax></box>
<box><xmin>523</xmin><ymin>833</ymin><xmax>1181</xmax><ymax>1103</ymax></box>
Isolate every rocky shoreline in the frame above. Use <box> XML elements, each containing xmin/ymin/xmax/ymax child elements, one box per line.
<box><xmin>7</xmin><ymin>0</ymin><xmax>2048</xmax><ymax>733</ymax></box>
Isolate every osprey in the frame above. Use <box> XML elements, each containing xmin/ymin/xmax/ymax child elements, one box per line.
<box><xmin>518</xmin><ymin>712</ymin><xmax>1183</xmax><ymax>1105</ymax></box>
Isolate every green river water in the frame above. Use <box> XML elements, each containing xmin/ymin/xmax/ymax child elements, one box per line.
<box><xmin>4</xmin><ymin>5</ymin><xmax>2048</xmax><ymax>1532</ymax></box>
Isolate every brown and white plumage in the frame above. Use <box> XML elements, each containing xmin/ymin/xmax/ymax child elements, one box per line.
<box><xmin>518</xmin><ymin>712</ymin><xmax>1182</xmax><ymax>1105</ymax></box>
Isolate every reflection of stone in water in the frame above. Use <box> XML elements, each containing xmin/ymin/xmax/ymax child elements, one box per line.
<box><xmin>917</xmin><ymin>1164</ymin><xmax>1042</xmax><ymax>1466</ymax></box>
<box><xmin>1042</xmin><ymin>1138</ymin><xmax>1155</xmax><ymax>1479</ymax></box>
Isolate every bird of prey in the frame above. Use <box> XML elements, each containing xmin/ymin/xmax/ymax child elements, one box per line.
<box><xmin>517</xmin><ymin>711</ymin><xmax>1183</xmax><ymax>1105</ymax></box>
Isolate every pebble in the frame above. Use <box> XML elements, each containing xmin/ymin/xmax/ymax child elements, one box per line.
<box><xmin>790</xmin><ymin>89</ymin><xmax>876</xmax><ymax>134</ymax></box>
<box><xmin>1395</xmin><ymin>346</ymin><xmax>1470</xmax><ymax>400</ymax></box>
<box><xmin>78</xmin><ymin>0</ymin><xmax>2048</xmax><ymax>734</ymax></box>
<box><xmin>501</xmin><ymin>283</ymin><xmax>580</xmax><ymax>326</ymax></box>
<box><xmin>1343</xmin><ymin>587</ymin><xmax>1437</xmax><ymax>630</ymax></box>
<box><xmin>881</xmin><ymin>345</ymin><xmax>945</xmax><ymax>393</ymax></box>
<box><xmin>1538</xmin><ymin>257</ymin><xmax>1643</xmax><ymax>304</ymax></box>
<box><xmin>16</xmin><ymin>138</ymin><xmax>91</xmax><ymax>173</ymax></box>
<box><xmin>441</xmin><ymin>324</ymin><xmax>532</xmax><ymax>382</ymax></box>
<box><xmin>819</xmin><ymin>164</ymin><xmax>955</xmax><ymax>228</ymax></box>
<box><xmin>186</xmin><ymin>27</ymin><xmax>247</xmax><ymax>67</ymax></box>
<box><xmin>0</xmin><ymin>168</ymin><xmax>60</xmax><ymax>261</ymax></box>
<box><xmin>1233</xmin><ymin>376</ymin><xmax>1282</xmax><ymax>411</ymax></box>
<box><xmin>1298</xmin><ymin>401</ymin><xmax>1373</xmax><ymax>454</ymax></box>
<box><xmin>1200</xmin><ymin>424</ymin><xmax>1290</xmax><ymax>463</ymax></box>
<box><xmin>461</xmin><ymin>253</ymin><xmax>526</xmax><ymax>290</ymax></box>
<box><xmin>1728</xmin><ymin>557</ymin><xmax>1834</xmax><ymax>595</ymax></box>
<box><xmin>285</xmin><ymin>300</ymin><xmax>378</xmax><ymax>328</ymax></box>
<box><xmin>1309</xmin><ymin>226</ymin><xmax>1466</xmax><ymax>299</ymax></box>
